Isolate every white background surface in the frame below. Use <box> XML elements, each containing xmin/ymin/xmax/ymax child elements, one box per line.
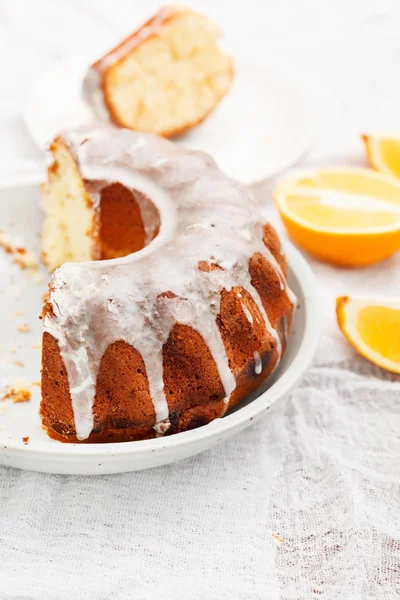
<box><xmin>0</xmin><ymin>1</ymin><xmax>400</xmax><ymax>599</ymax></box>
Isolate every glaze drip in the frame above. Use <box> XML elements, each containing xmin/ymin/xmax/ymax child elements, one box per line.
<box><xmin>241</xmin><ymin>303</ymin><xmax>253</xmax><ymax>325</ymax></box>
<box><xmin>254</xmin><ymin>352</ymin><xmax>262</xmax><ymax>375</ymax></box>
<box><xmin>43</xmin><ymin>126</ymin><xmax>294</xmax><ymax>440</ymax></box>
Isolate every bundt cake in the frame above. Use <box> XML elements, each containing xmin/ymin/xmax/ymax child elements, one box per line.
<box><xmin>40</xmin><ymin>126</ymin><xmax>295</xmax><ymax>443</ymax></box>
<box><xmin>82</xmin><ymin>6</ymin><xmax>233</xmax><ymax>138</ymax></box>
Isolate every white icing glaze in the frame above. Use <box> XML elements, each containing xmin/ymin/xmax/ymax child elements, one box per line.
<box><xmin>254</xmin><ymin>352</ymin><xmax>262</xmax><ymax>375</ymax></box>
<box><xmin>241</xmin><ymin>303</ymin><xmax>253</xmax><ymax>325</ymax></box>
<box><xmin>43</xmin><ymin>126</ymin><xmax>295</xmax><ymax>440</ymax></box>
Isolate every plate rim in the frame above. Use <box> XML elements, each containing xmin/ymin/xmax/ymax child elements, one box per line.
<box><xmin>23</xmin><ymin>51</ymin><xmax>317</xmax><ymax>183</ymax></box>
<box><xmin>0</xmin><ymin>190</ymin><xmax>320</xmax><ymax>460</ymax></box>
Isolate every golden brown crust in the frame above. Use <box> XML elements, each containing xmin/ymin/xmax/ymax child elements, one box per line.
<box><xmin>91</xmin><ymin>6</ymin><xmax>182</xmax><ymax>74</ymax></box>
<box><xmin>92</xmin><ymin>341</ymin><xmax>156</xmax><ymax>434</ymax></box>
<box><xmin>162</xmin><ymin>323</ymin><xmax>226</xmax><ymax>416</ymax></box>
<box><xmin>218</xmin><ymin>287</ymin><xmax>277</xmax><ymax>376</ymax></box>
<box><xmin>43</xmin><ymin>425</ymin><xmax>155</xmax><ymax>444</ymax></box>
<box><xmin>262</xmin><ymin>223</ymin><xmax>288</xmax><ymax>278</ymax></box>
<box><xmin>41</xmin><ymin>332</ymin><xmax>76</xmax><ymax>436</ymax></box>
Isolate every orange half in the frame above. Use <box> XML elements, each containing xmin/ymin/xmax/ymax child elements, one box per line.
<box><xmin>274</xmin><ymin>168</ymin><xmax>400</xmax><ymax>266</ymax></box>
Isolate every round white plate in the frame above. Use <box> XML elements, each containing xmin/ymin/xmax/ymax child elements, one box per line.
<box><xmin>0</xmin><ymin>179</ymin><xmax>319</xmax><ymax>474</ymax></box>
<box><xmin>24</xmin><ymin>52</ymin><xmax>316</xmax><ymax>183</ymax></box>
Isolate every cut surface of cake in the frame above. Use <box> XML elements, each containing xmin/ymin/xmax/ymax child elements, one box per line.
<box><xmin>82</xmin><ymin>6</ymin><xmax>233</xmax><ymax>137</ymax></box>
<box><xmin>40</xmin><ymin>126</ymin><xmax>295</xmax><ymax>443</ymax></box>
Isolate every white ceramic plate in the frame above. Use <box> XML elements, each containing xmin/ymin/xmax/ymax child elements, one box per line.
<box><xmin>0</xmin><ymin>178</ymin><xmax>319</xmax><ymax>474</ymax></box>
<box><xmin>24</xmin><ymin>52</ymin><xmax>316</xmax><ymax>183</ymax></box>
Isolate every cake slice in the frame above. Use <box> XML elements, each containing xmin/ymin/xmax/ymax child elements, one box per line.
<box><xmin>41</xmin><ymin>137</ymin><xmax>98</xmax><ymax>272</ymax></box>
<box><xmin>41</xmin><ymin>134</ymin><xmax>160</xmax><ymax>272</ymax></box>
<box><xmin>82</xmin><ymin>6</ymin><xmax>233</xmax><ymax>137</ymax></box>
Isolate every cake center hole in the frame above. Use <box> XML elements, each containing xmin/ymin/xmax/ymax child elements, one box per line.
<box><xmin>99</xmin><ymin>183</ymin><xmax>161</xmax><ymax>260</ymax></box>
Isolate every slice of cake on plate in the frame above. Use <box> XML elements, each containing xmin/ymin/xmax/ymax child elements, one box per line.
<box><xmin>82</xmin><ymin>6</ymin><xmax>233</xmax><ymax>137</ymax></box>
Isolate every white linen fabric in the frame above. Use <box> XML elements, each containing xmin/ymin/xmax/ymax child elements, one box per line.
<box><xmin>0</xmin><ymin>0</ymin><xmax>400</xmax><ymax>598</ymax></box>
<box><xmin>0</xmin><ymin>359</ymin><xmax>399</xmax><ymax>600</ymax></box>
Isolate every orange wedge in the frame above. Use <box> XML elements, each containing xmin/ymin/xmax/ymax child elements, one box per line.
<box><xmin>362</xmin><ymin>134</ymin><xmax>400</xmax><ymax>179</ymax></box>
<box><xmin>336</xmin><ymin>296</ymin><xmax>400</xmax><ymax>374</ymax></box>
<box><xmin>274</xmin><ymin>168</ymin><xmax>400</xmax><ymax>266</ymax></box>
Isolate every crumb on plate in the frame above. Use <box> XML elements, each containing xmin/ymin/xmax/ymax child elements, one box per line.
<box><xmin>0</xmin><ymin>230</ymin><xmax>40</xmax><ymax>273</ymax></box>
<box><xmin>1</xmin><ymin>378</ymin><xmax>32</xmax><ymax>403</ymax></box>
<box><xmin>32</xmin><ymin>337</ymin><xmax>42</xmax><ymax>351</ymax></box>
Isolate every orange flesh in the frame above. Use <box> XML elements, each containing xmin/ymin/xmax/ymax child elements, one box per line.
<box><xmin>285</xmin><ymin>194</ymin><xmax>400</xmax><ymax>230</ymax></box>
<box><xmin>357</xmin><ymin>306</ymin><xmax>400</xmax><ymax>363</ymax></box>
<box><xmin>293</xmin><ymin>171</ymin><xmax>400</xmax><ymax>202</ymax></box>
<box><xmin>374</xmin><ymin>139</ymin><xmax>400</xmax><ymax>177</ymax></box>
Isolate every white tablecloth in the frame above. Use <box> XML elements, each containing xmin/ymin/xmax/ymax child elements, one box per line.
<box><xmin>0</xmin><ymin>1</ymin><xmax>399</xmax><ymax>599</ymax></box>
